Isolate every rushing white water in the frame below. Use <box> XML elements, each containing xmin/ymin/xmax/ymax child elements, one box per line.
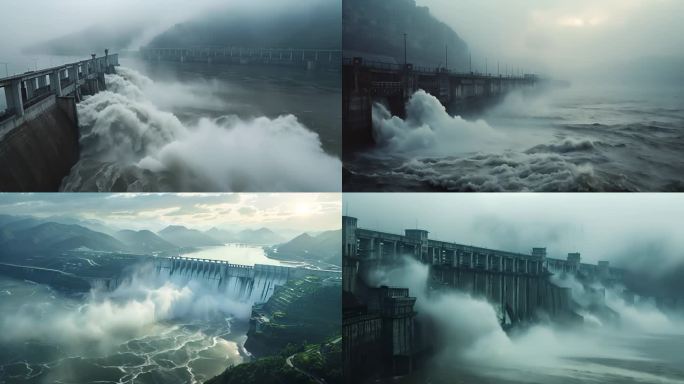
<box><xmin>0</xmin><ymin>270</ymin><xmax>250</xmax><ymax>384</ymax></box>
<box><xmin>60</xmin><ymin>67</ymin><xmax>341</xmax><ymax>192</ymax></box>
<box><xmin>347</xmin><ymin>86</ymin><xmax>684</xmax><ymax>192</ymax></box>
<box><xmin>159</xmin><ymin>260</ymin><xmax>289</xmax><ymax>305</ymax></box>
<box><xmin>368</xmin><ymin>257</ymin><xmax>684</xmax><ymax>384</ymax></box>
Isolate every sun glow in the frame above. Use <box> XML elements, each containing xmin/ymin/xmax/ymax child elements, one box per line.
<box><xmin>294</xmin><ymin>202</ymin><xmax>315</xmax><ymax>216</ymax></box>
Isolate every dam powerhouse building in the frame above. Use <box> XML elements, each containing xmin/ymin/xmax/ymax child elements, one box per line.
<box><xmin>342</xmin><ymin>216</ymin><xmax>624</xmax><ymax>383</ymax></box>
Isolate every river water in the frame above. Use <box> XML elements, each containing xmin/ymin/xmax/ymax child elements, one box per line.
<box><xmin>344</xmin><ymin>84</ymin><xmax>684</xmax><ymax>192</ymax></box>
<box><xmin>0</xmin><ymin>274</ymin><xmax>249</xmax><ymax>384</ymax></box>
<box><xmin>181</xmin><ymin>243</ymin><xmax>303</xmax><ymax>267</ymax></box>
<box><xmin>392</xmin><ymin>331</ymin><xmax>684</xmax><ymax>384</ymax></box>
<box><xmin>0</xmin><ymin>53</ymin><xmax>341</xmax><ymax>192</ymax></box>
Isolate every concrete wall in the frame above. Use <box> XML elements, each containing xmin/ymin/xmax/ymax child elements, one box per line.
<box><xmin>0</xmin><ymin>97</ymin><xmax>79</xmax><ymax>191</ymax></box>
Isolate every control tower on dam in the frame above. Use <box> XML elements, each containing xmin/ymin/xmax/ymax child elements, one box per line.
<box><xmin>0</xmin><ymin>51</ymin><xmax>119</xmax><ymax>191</ymax></box>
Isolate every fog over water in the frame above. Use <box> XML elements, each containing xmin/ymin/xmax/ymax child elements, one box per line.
<box><xmin>418</xmin><ymin>0</ymin><xmax>684</xmax><ymax>84</ymax></box>
<box><xmin>368</xmin><ymin>257</ymin><xmax>684</xmax><ymax>384</ymax></box>
<box><xmin>348</xmin><ymin>85</ymin><xmax>684</xmax><ymax>191</ymax></box>
<box><xmin>0</xmin><ymin>265</ymin><xmax>252</xmax><ymax>384</ymax></box>
<box><xmin>346</xmin><ymin>194</ymin><xmax>684</xmax><ymax>383</ymax></box>
<box><xmin>344</xmin><ymin>0</ymin><xmax>684</xmax><ymax>192</ymax></box>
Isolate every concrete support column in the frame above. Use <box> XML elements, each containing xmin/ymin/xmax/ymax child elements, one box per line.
<box><xmin>49</xmin><ymin>70</ymin><xmax>63</xmax><ymax>97</ymax></box>
<box><xmin>4</xmin><ymin>80</ymin><xmax>24</xmax><ymax>116</ymax></box>
<box><xmin>68</xmin><ymin>66</ymin><xmax>78</xmax><ymax>86</ymax></box>
<box><xmin>38</xmin><ymin>75</ymin><xmax>47</xmax><ymax>88</ymax></box>
<box><xmin>369</xmin><ymin>238</ymin><xmax>375</xmax><ymax>259</ymax></box>
<box><xmin>25</xmin><ymin>78</ymin><xmax>37</xmax><ymax>99</ymax></box>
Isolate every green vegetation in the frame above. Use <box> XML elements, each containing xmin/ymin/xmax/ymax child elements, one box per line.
<box><xmin>267</xmin><ymin>229</ymin><xmax>341</xmax><ymax>267</ymax></box>
<box><xmin>207</xmin><ymin>276</ymin><xmax>341</xmax><ymax>383</ymax></box>
<box><xmin>245</xmin><ymin>276</ymin><xmax>340</xmax><ymax>356</ymax></box>
<box><xmin>292</xmin><ymin>337</ymin><xmax>342</xmax><ymax>384</ymax></box>
<box><xmin>204</xmin><ymin>355</ymin><xmax>314</xmax><ymax>384</ymax></box>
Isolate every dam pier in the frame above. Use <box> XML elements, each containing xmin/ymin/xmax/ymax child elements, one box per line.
<box><xmin>342</xmin><ymin>57</ymin><xmax>538</xmax><ymax>148</ymax></box>
<box><xmin>0</xmin><ymin>51</ymin><xmax>119</xmax><ymax>191</ymax></box>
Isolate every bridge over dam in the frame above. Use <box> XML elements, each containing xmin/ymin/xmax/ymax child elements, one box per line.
<box><xmin>0</xmin><ymin>51</ymin><xmax>119</xmax><ymax>191</ymax></box>
<box><xmin>140</xmin><ymin>46</ymin><xmax>342</xmax><ymax>70</ymax></box>
<box><xmin>342</xmin><ymin>215</ymin><xmax>624</xmax><ymax>380</ymax></box>
<box><xmin>342</xmin><ymin>57</ymin><xmax>539</xmax><ymax>148</ymax></box>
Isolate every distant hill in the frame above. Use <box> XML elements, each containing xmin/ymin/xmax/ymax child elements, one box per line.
<box><xmin>148</xmin><ymin>0</ymin><xmax>341</xmax><ymax>49</ymax></box>
<box><xmin>158</xmin><ymin>225</ymin><xmax>223</xmax><ymax>247</ymax></box>
<box><xmin>269</xmin><ymin>229</ymin><xmax>341</xmax><ymax>266</ymax></box>
<box><xmin>23</xmin><ymin>23</ymin><xmax>144</xmax><ymax>56</ymax></box>
<box><xmin>237</xmin><ymin>228</ymin><xmax>286</xmax><ymax>245</ymax></box>
<box><xmin>205</xmin><ymin>227</ymin><xmax>236</xmax><ymax>243</ymax></box>
<box><xmin>114</xmin><ymin>230</ymin><xmax>178</xmax><ymax>253</ymax></box>
<box><xmin>0</xmin><ymin>222</ymin><xmax>126</xmax><ymax>254</ymax></box>
<box><xmin>344</xmin><ymin>0</ymin><xmax>469</xmax><ymax>70</ymax></box>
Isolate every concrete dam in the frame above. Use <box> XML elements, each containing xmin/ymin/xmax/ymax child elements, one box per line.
<box><xmin>141</xmin><ymin>46</ymin><xmax>342</xmax><ymax>70</ymax></box>
<box><xmin>342</xmin><ymin>215</ymin><xmax>625</xmax><ymax>381</ymax></box>
<box><xmin>0</xmin><ymin>51</ymin><xmax>119</xmax><ymax>191</ymax></box>
<box><xmin>342</xmin><ymin>57</ymin><xmax>539</xmax><ymax>148</ymax></box>
<box><xmin>156</xmin><ymin>256</ymin><xmax>340</xmax><ymax>304</ymax></box>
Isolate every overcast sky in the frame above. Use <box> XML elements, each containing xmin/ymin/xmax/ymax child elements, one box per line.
<box><xmin>343</xmin><ymin>193</ymin><xmax>684</xmax><ymax>268</ymax></box>
<box><xmin>418</xmin><ymin>0</ymin><xmax>684</xmax><ymax>80</ymax></box>
<box><xmin>0</xmin><ymin>193</ymin><xmax>341</xmax><ymax>233</ymax></box>
<box><xmin>0</xmin><ymin>0</ymin><xmax>331</xmax><ymax>75</ymax></box>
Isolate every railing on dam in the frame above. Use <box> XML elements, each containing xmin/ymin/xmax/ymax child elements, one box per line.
<box><xmin>141</xmin><ymin>46</ymin><xmax>342</xmax><ymax>67</ymax></box>
<box><xmin>167</xmin><ymin>255</ymin><xmax>255</xmax><ymax>271</ymax></box>
<box><xmin>160</xmin><ymin>255</ymin><xmax>340</xmax><ymax>280</ymax></box>
<box><xmin>343</xmin><ymin>57</ymin><xmax>534</xmax><ymax>82</ymax></box>
<box><xmin>0</xmin><ymin>52</ymin><xmax>119</xmax><ymax>137</ymax></box>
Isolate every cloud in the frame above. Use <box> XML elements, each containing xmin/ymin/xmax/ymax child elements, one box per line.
<box><xmin>238</xmin><ymin>206</ymin><xmax>257</xmax><ymax>216</ymax></box>
<box><xmin>417</xmin><ymin>0</ymin><xmax>684</xmax><ymax>82</ymax></box>
<box><xmin>0</xmin><ymin>193</ymin><xmax>341</xmax><ymax>233</ymax></box>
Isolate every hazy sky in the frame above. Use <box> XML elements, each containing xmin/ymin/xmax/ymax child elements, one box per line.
<box><xmin>343</xmin><ymin>193</ymin><xmax>684</xmax><ymax>268</ymax></box>
<box><xmin>418</xmin><ymin>0</ymin><xmax>684</xmax><ymax>80</ymax></box>
<box><xmin>0</xmin><ymin>193</ymin><xmax>341</xmax><ymax>233</ymax></box>
<box><xmin>0</xmin><ymin>0</ymin><xmax>333</xmax><ymax>52</ymax></box>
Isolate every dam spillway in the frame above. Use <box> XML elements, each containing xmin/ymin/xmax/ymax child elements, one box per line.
<box><xmin>342</xmin><ymin>57</ymin><xmax>539</xmax><ymax>149</ymax></box>
<box><xmin>155</xmin><ymin>256</ymin><xmax>340</xmax><ymax>305</ymax></box>
<box><xmin>0</xmin><ymin>52</ymin><xmax>119</xmax><ymax>191</ymax></box>
<box><xmin>342</xmin><ymin>215</ymin><xmax>626</xmax><ymax>379</ymax></box>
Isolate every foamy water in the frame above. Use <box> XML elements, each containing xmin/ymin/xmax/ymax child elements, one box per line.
<box><xmin>60</xmin><ymin>66</ymin><xmax>341</xmax><ymax>192</ymax></box>
<box><xmin>0</xmin><ymin>268</ymin><xmax>254</xmax><ymax>384</ymax></box>
<box><xmin>344</xmin><ymin>86</ymin><xmax>684</xmax><ymax>192</ymax></box>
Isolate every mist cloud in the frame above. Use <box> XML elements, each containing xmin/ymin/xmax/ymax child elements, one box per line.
<box><xmin>417</xmin><ymin>0</ymin><xmax>684</xmax><ymax>84</ymax></box>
